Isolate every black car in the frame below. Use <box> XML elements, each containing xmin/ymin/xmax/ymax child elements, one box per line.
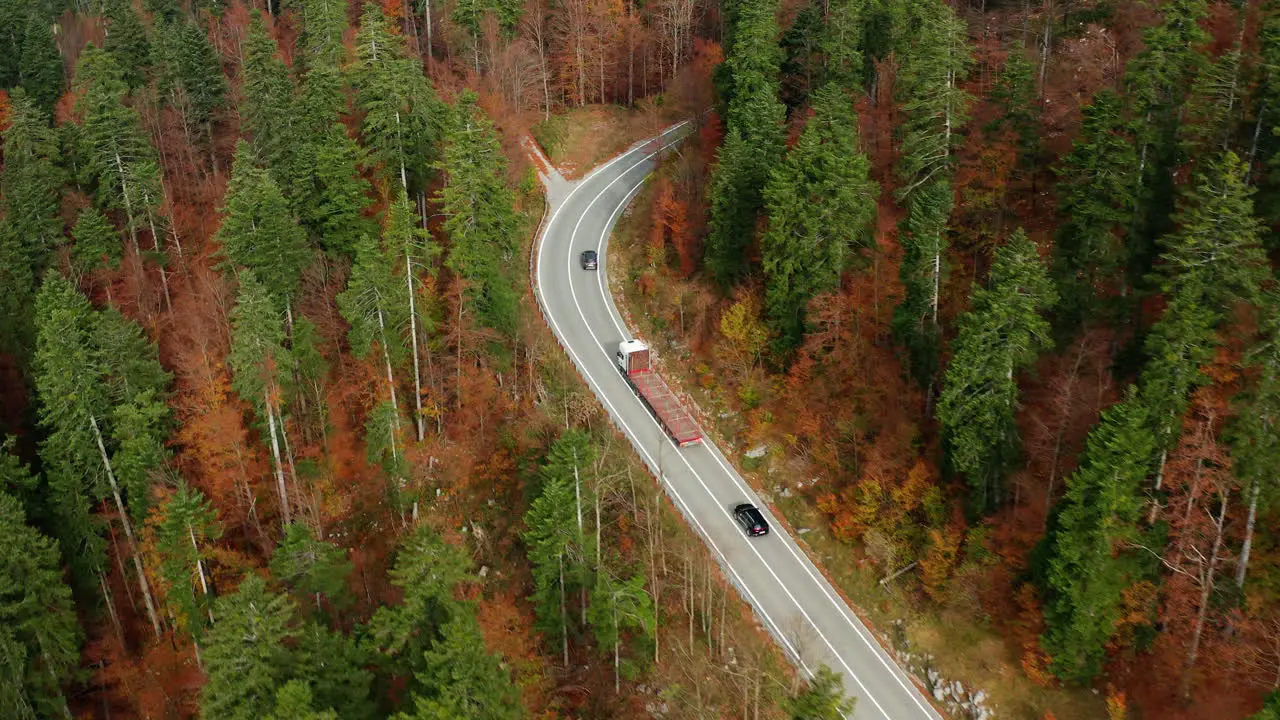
<box><xmin>733</xmin><ymin>503</ymin><xmax>769</xmax><ymax>537</ymax></box>
<box><xmin>580</xmin><ymin>250</ymin><xmax>599</xmax><ymax>270</ymax></box>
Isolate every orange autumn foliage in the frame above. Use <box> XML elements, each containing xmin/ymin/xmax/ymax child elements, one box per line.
<box><xmin>87</xmin><ymin>632</ymin><xmax>202</xmax><ymax>718</ymax></box>
<box><xmin>172</xmin><ymin>369</ymin><xmax>270</xmax><ymax>538</ymax></box>
<box><xmin>1106</xmin><ymin>689</ymin><xmax>1128</xmax><ymax>720</ymax></box>
<box><xmin>817</xmin><ymin>453</ymin><xmax>934</xmax><ymax>544</ymax></box>
<box><xmin>650</xmin><ymin>175</ymin><xmax>696</xmax><ymax>277</ymax></box>
<box><xmin>919</xmin><ymin>525</ymin><xmax>962</xmax><ymax>603</ymax></box>
<box><xmin>382</xmin><ymin>0</ymin><xmax>406</xmax><ymax>23</ymax></box>
<box><xmin>477</xmin><ymin>591</ymin><xmax>554</xmax><ymax>711</ymax></box>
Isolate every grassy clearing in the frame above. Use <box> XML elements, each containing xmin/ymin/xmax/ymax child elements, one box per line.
<box><xmin>532</xmin><ymin>103</ymin><xmax>682</xmax><ymax>179</ymax></box>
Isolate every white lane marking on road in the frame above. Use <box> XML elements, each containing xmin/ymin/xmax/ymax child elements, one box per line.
<box><xmin>565</xmin><ymin>152</ymin><xmax>894</xmax><ymax>720</ymax></box>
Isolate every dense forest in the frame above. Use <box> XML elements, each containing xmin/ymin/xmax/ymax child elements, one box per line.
<box><xmin>2</xmin><ymin>0</ymin><xmax>1280</xmax><ymax>718</ymax></box>
<box><xmin>612</xmin><ymin>0</ymin><xmax>1280</xmax><ymax>717</ymax></box>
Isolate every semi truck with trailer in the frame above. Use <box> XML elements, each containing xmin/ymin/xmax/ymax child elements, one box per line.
<box><xmin>615</xmin><ymin>339</ymin><xmax>703</xmax><ymax>447</ymax></box>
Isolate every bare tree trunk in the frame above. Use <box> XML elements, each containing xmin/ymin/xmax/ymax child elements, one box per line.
<box><xmin>1045</xmin><ymin>342</ymin><xmax>1087</xmax><ymax>527</ymax></box>
<box><xmin>573</xmin><ymin>452</ymin><xmax>587</xmax><ymax>624</ymax></box>
<box><xmin>613</xmin><ymin>603</ymin><xmax>621</xmax><ymax>692</ymax></box>
<box><xmin>406</xmin><ymin>251</ymin><xmax>425</xmax><ymax>441</ymax></box>
<box><xmin>1246</xmin><ymin>106</ymin><xmax>1265</xmax><ymax>185</ymax></box>
<box><xmin>189</xmin><ymin>526</ymin><xmax>214</xmax><ymax>623</ymax></box>
<box><xmin>90</xmin><ymin>415</ymin><xmax>162</xmax><ymax>639</ymax></box>
<box><xmin>99</xmin><ymin>570</ymin><xmax>126</xmax><ymax>647</ymax></box>
<box><xmin>1181</xmin><ymin>489</ymin><xmax>1230</xmax><ymax>699</ymax></box>
<box><xmin>559</xmin><ymin>553</ymin><xmax>569</xmax><ymax>667</ymax></box>
<box><xmin>649</xmin><ymin>487</ymin><xmax>661</xmax><ymax>665</ymax></box>
<box><xmin>265</xmin><ymin>391</ymin><xmax>293</xmax><ymax>526</ymax></box>
<box><xmin>1038</xmin><ymin>0</ymin><xmax>1054</xmax><ymax>100</ymax></box>
<box><xmin>376</xmin><ymin>308</ymin><xmax>403</xmax><ymax>454</ymax></box>
<box><xmin>424</xmin><ymin>0</ymin><xmax>433</xmax><ymax>58</ymax></box>
<box><xmin>1237</xmin><ymin>479</ymin><xmax>1261</xmax><ymax>588</ymax></box>
<box><xmin>1148</xmin><ymin>447</ymin><xmax>1168</xmax><ymax>525</ymax></box>
<box><xmin>114</xmin><ymin>151</ymin><xmax>141</xmax><ymax>255</ymax></box>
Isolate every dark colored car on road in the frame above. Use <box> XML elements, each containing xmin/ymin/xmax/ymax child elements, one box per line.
<box><xmin>580</xmin><ymin>250</ymin><xmax>598</xmax><ymax>270</ymax></box>
<box><xmin>733</xmin><ymin>503</ymin><xmax>769</xmax><ymax>537</ymax></box>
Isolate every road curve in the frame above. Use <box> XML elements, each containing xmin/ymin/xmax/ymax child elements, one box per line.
<box><xmin>531</xmin><ymin>122</ymin><xmax>944</xmax><ymax>720</ymax></box>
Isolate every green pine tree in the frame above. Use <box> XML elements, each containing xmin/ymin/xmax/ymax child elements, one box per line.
<box><xmin>156</xmin><ymin>19</ymin><xmax>227</xmax><ymax>145</ymax></box>
<box><xmin>18</xmin><ymin>7</ymin><xmax>64</xmax><ymax>111</ymax></box>
<box><xmin>761</xmin><ymin>83</ymin><xmax>877</xmax><ymax>349</ymax></box>
<box><xmin>783</xmin><ymin>666</ymin><xmax>854</xmax><ymax>720</ymax></box>
<box><xmin>0</xmin><ymin>486</ymin><xmax>81</xmax><ymax>720</ymax></box>
<box><xmin>352</xmin><ymin>0</ymin><xmax>443</xmax><ymax>193</ymax></box>
<box><xmin>217</xmin><ymin>142</ymin><xmax>313</xmax><ymax>310</ymax></box>
<box><xmin>1141</xmin><ymin>152</ymin><xmax>1267</xmax><ymax>458</ymax></box>
<box><xmin>108</xmin><ymin>387</ymin><xmax>170</xmax><ymax>523</ymax></box>
<box><xmin>73</xmin><ymin>45</ymin><xmax>164</xmax><ymax>255</ymax></box>
<box><xmin>227</xmin><ymin>272</ymin><xmax>297</xmax><ymax>527</ymax></box>
<box><xmin>1230</xmin><ymin>293</ymin><xmax>1280</xmax><ymax>590</ymax></box>
<box><xmin>270</xmin><ymin>522</ymin><xmax>353</xmax><ymax>613</ymax></box>
<box><xmin>292</xmin><ymin>622</ymin><xmax>376</xmax><ymax>720</ymax></box>
<box><xmin>891</xmin><ymin>177</ymin><xmax>952</xmax><ymax>388</ymax></box>
<box><xmin>1254</xmin><ymin>3</ymin><xmax>1280</xmax><ymax>243</ymax></box>
<box><xmin>522</xmin><ymin>472</ymin><xmax>584</xmax><ymax>663</ymax></box>
<box><xmin>1</xmin><ymin>87</ymin><xmax>63</xmax><ymax>273</ymax></box>
<box><xmin>587</xmin><ymin>572</ymin><xmax>655</xmax><ymax>690</ymax></box>
<box><xmin>293</xmin><ymin>122</ymin><xmax>375</xmax><ymax>257</ymax></box>
<box><xmin>385</xmin><ymin>192</ymin><xmax>438</xmax><ymax>442</ymax></box>
<box><xmin>144</xmin><ymin>0</ymin><xmax>183</xmax><ymax>24</ymax></box>
<box><xmin>894</xmin><ymin>0</ymin><xmax>972</xmax><ymax>200</ymax></box>
<box><xmin>435</xmin><ymin>92</ymin><xmax>521</xmax><ymax>334</ymax></box>
<box><xmin>1179</xmin><ymin>48</ymin><xmax>1244</xmax><ymax>159</ymax></box>
<box><xmin>1038</xmin><ymin>391</ymin><xmax>1155</xmax><ymax>683</ymax></box>
<box><xmin>103</xmin><ymin>0</ymin><xmax>152</xmax><ymax>88</ymax></box>
<box><xmin>339</xmin><ymin>230</ymin><xmax>410</xmax><ymax>474</ymax></box>
<box><xmin>266</xmin><ymin>681</ymin><xmax>339</xmax><ymax>720</ymax></box>
<box><xmin>240</xmin><ymin>13</ymin><xmax>298</xmax><ymax>175</ymax></box>
<box><xmin>818</xmin><ymin>0</ymin><xmax>866</xmax><ymax>92</ymax></box>
<box><xmin>70</xmin><ymin>206</ymin><xmax>123</xmax><ymax>280</ymax></box>
<box><xmin>397</xmin><ymin>613</ymin><xmax>522</xmax><ymax>720</ymax></box>
<box><xmin>779</xmin><ymin>2</ymin><xmax>824</xmax><ymax>107</ymax></box>
<box><xmin>0</xmin><ymin>437</ymin><xmax>39</xmax><ymax>514</ymax></box>
<box><xmin>704</xmin><ymin>0</ymin><xmax>786</xmax><ymax>285</ymax></box>
<box><xmin>154</xmin><ymin>482</ymin><xmax>221</xmax><ymax>644</ymax></box>
<box><xmin>0</xmin><ymin>88</ymin><xmax>63</xmax><ymax>370</ymax></box>
<box><xmin>33</xmin><ymin>276</ymin><xmax>109</xmax><ymax>591</ymax></box>
<box><xmin>0</xmin><ymin>0</ymin><xmax>22</xmax><ymax>87</ymax></box>
<box><xmin>938</xmin><ymin>229</ymin><xmax>1056</xmax><ymax>516</ymax></box>
<box><xmin>987</xmin><ymin>42</ymin><xmax>1040</xmax><ymax>172</ymax></box>
<box><xmin>200</xmin><ymin>575</ymin><xmax>299</xmax><ymax>720</ymax></box>
<box><xmin>33</xmin><ymin>277</ymin><xmax>167</xmax><ymax>639</ymax></box>
<box><xmin>1050</xmin><ymin>90</ymin><xmax>1139</xmax><ymax>327</ymax></box>
<box><xmin>1122</xmin><ymin>0</ymin><xmax>1210</xmax><ymax>282</ymax></box>
<box><xmin>293</xmin><ymin>0</ymin><xmax>348</xmax><ymax>71</ymax></box>
<box><xmin>0</xmin><ymin>225</ymin><xmax>36</xmax><ymax>389</ymax></box>
<box><xmin>369</xmin><ymin>524</ymin><xmax>473</xmax><ymax>677</ymax></box>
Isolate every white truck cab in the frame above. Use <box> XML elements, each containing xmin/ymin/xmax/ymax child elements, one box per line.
<box><xmin>616</xmin><ymin>339</ymin><xmax>649</xmax><ymax>373</ymax></box>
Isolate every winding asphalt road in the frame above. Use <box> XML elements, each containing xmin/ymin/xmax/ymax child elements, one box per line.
<box><xmin>531</xmin><ymin>122</ymin><xmax>944</xmax><ymax>720</ymax></box>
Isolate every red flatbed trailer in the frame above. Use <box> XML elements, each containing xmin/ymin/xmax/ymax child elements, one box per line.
<box><xmin>616</xmin><ymin>340</ymin><xmax>703</xmax><ymax>447</ymax></box>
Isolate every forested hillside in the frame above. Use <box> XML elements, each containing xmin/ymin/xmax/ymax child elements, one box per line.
<box><xmin>4</xmin><ymin>0</ymin><xmax>1280</xmax><ymax>718</ymax></box>
<box><xmin>609</xmin><ymin>0</ymin><xmax>1280</xmax><ymax>718</ymax></box>
<box><xmin>0</xmin><ymin>0</ymin><xmax>844</xmax><ymax>718</ymax></box>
